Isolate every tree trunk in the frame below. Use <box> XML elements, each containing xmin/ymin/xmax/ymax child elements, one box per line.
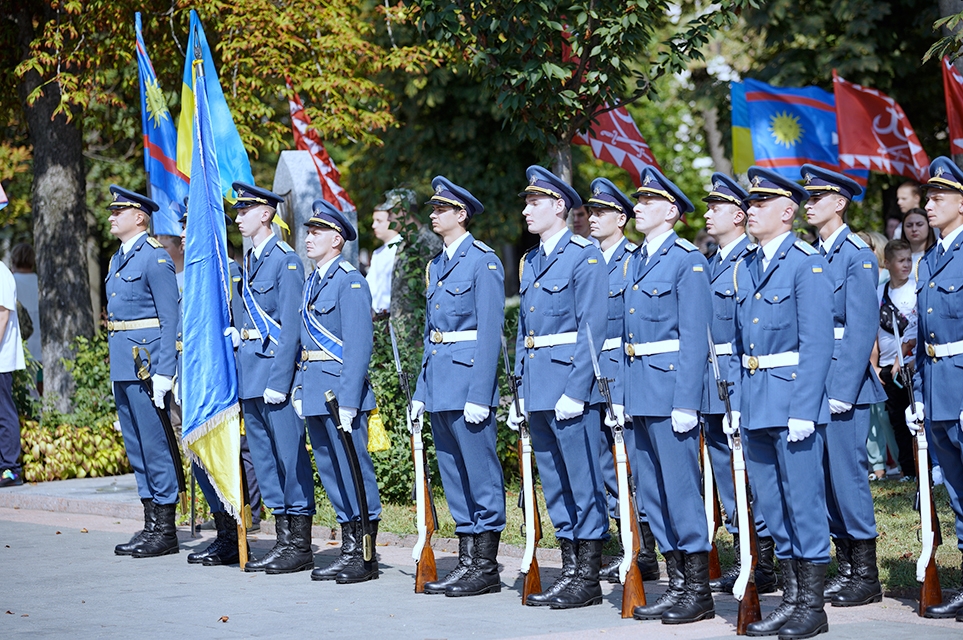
<box><xmin>940</xmin><ymin>0</ymin><xmax>963</xmax><ymax>166</ymax></box>
<box><xmin>17</xmin><ymin>19</ymin><xmax>95</xmax><ymax>412</ymax></box>
<box><xmin>549</xmin><ymin>141</ymin><xmax>573</xmax><ymax>186</ymax></box>
<box><xmin>702</xmin><ymin>105</ymin><xmax>732</xmax><ymax>176</ymax></box>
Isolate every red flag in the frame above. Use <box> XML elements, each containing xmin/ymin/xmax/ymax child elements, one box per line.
<box><xmin>833</xmin><ymin>71</ymin><xmax>929</xmax><ymax>181</ymax></box>
<box><xmin>943</xmin><ymin>57</ymin><xmax>963</xmax><ymax>156</ymax></box>
<box><xmin>286</xmin><ymin>79</ymin><xmax>356</xmax><ymax>213</ymax></box>
<box><xmin>573</xmin><ymin>106</ymin><xmax>661</xmax><ymax>187</ymax></box>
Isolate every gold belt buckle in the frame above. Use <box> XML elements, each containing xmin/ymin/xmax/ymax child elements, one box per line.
<box><xmin>926</xmin><ymin>343</ymin><xmax>936</xmax><ymax>358</ymax></box>
<box><xmin>107</xmin><ymin>321</ymin><xmax>115</xmax><ymax>331</ymax></box>
<box><xmin>301</xmin><ymin>348</ymin><xmax>309</xmax><ymax>361</ymax></box>
<box><xmin>525</xmin><ymin>336</ymin><xmax>535</xmax><ymax>349</ymax></box>
<box><xmin>241</xmin><ymin>329</ymin><xmax>249</xmax><ymax>340</ymax></box>
<box><xmin>747</xmin><ymin>355</ymin><xmax>759</xmax><ymax>373</ymax></box>
<box><xmin>430</xmin><ymin>330</ymin><xmax>444</xmax><ymax>344</ymax></box>
<box><xmin>625</xmin><ymin>343</ymin><xmax>635</xmax><ymax>357</ymax></box>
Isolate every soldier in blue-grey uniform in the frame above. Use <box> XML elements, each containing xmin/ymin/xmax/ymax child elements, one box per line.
<box><xmin>701</xmin><ymin>173</ymin><xmax>777</xmax><ymax>596</ymax></box>
<box><xmin>507</xmin><ymin>165</ymin><xmax>609</xmax><ymax>609</ymax></box>
<box><xmin>295</xmin><ymin>199</ymin><xmax>383</xmax><ymax>584</ymax></box>
<box><xmin>908</xmin><ymin>157</ymin><xmax>963</xmax><ymax>621</ymax></box>
<box><xmin>801</xmin><ymin>164</ymin><xmax>887</xmax><ymax>608</ymax></box>
<box><xmin>583</xmin><ymin>178</ymin><xmax>660</xmax><ymax>584</ymax></box>
<box><xmin>408</xmin><ymin>177</ymin><xmax>506</xmax><ymax>597</ymax></box>
<box><xmin>621</xmin><ymin>165</ymin><xmax>714</xmax><ymax>625</ymax></box>
<box><xmin>735</xmin><ymin>167</ymin><xmax>834</xmax><ymax>639</ymax></box>
<box><xmin>227</xmin><ymin>182</ymin><xmax>315</xmax><ymax>575</ymax></box>
<box><xmin>105</xmin><ymin>185</ymin><xmax>181</xmax><ymax>558</ymax></box>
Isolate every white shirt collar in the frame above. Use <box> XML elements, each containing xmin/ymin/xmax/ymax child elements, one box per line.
<box><xmin>253</xmin><ymin>232</ymin><xmax>276</xmax><ymax>259</ymax></box>
<box><xmin>385</xmin><ymin>234</ymin><xmax>402</xmax><ymax>247</ymax></box>
<box><xmin>122</xmin><ymin>231</ymin><xmax>148</xmax><ymax>255</ymax></box>
<box><xmin>819</xmin><ymin>224</ymin><xmax>848</xmax><ymax>254</ymax></box>
<box><xmin>540</xmin><ymin>226</ymin><xmax>569</xmax><ymax>256</ymax></box>
<box><xmin>718</xmin><ymin>233</ymin><xmax>747</xmax><ymax>261</ymax></box>
<box><xmin>315</xmin><ymin>254</ymin><xmax>340</xmax><ymax>279</ymax></box>
<box><xmin>642</xmin><ymin>228</ymin><xmax>674</xmax><ymax>259</ymax></box>
<box><xmin>761</xmin><ymin>231</ymin><xmax>793</xmax><ymax>268</ymax></box>
<box><xmin>940</xmin><ymin>224</ymin><xmax>963</xmax><ymax>251</ymax></box>
<box><xmin>445</xmin><ymin>232</ymin><xmax>471</xmax><ymax>259</ymax></box>
<box><xmin>602</xmin><ymin>236</ymin><xmax>626</xmax><ymax>264</ymax></box>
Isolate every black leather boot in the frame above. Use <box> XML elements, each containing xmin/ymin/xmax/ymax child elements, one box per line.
<box><xmin>634</xmin><ymin>550</ymin><xmax>685</xmax><ymax>620</ymax></box>
<box><xmin>265</xmin><ymin>514</ymin><xmax>314</xmax><ymax>574</ymax></box>
<box><xmin>832</xmin><ymin>538</ymin><xmax>882</xmax><ymax>607</ymax></box>
<box><xmin>548</xmin><ymin>539</ymin><xmax>603</xmax><ymax>608</ymax></box>
<box><xmin>201</xmin><ymin>512</ymin><xmax>240</xmax><ymax>566</ymax></box>
<box><xmin>132</xmin><ymin>502</ymin><xmax>179</xmax><ymax>558</ymax></box>
<box><xmin>424</xmin><ymin>534</ymin><xmax>474</xmax><ymax>594</ymax></box>
<box><xmin>662</xmin><ymin>552</ymin><xmax>716</xmax><ymax>624</ymax></box>
<box><xmin>638</xmin><ymin>520</ymin><xmax>661</xmax><ymax>581</ymax></box>
<box><xmin>747</xmin><ymin>558</ymin><xmax>797</xmax><ymax>636</ymax></box>
<box><xmin>600</xmin><ymin>520</ymin><xmax>624</xmax><ymax>583</ymax></box>
<box><xmin>526</xmin><ymin>538</ymin><xmax>577</xmax><ymax>606</ymax></box>
<box><xmin>116</xmin><ymin>498</ymin><xmax>153</xmax><ymax>556</ymax></box>
<box><xmin>710</xmin><ymin>533</ymin><xmax>740</xmax><ymax>593</ymax></box>
<box><xmin>755</xmin><ymin>536</ymin><xmax>778</xmax><ymax>594</ymax></box>
<box><xmin>245</xmin><ymin>514</ymin><xmax>289</xmax><ymax>572</ymax></box>
<box><xmin>777</xmin><ymin>561</ymin><xmax>828</xmax><ymax>639</ymax></box>
<box><xmin>312</xmin><ymin>522</ymin><xmax>357</xmax><ymax>581</ymax></box>
<box><xmin>447</xmin><ymin>531</ymin><xmax>501</xmax><ymax>596</ymax></box>
<box><xmin>335</xmin><ymin>521</ymin><xmax>380</xmax><ymax>583</ymax></box>
<box><xmin>823</xmin><ymin>538</ymin><xmax>852</xmax><ymax>597</ymax></box>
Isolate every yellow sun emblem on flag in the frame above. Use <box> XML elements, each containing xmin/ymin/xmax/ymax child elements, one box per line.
<box><xmin>145</xmin><ymin>78</ymin><xmax>170</xmax><ymax>129</ymax></box>
<box><xmin>768</xmin><ymin>111</ymin><xmax>803</xmax><ymax>149</ymax></box>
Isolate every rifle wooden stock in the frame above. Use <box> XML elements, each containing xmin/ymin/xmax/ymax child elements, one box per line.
<box><xmin>618</xmin><ymin>449</ymin><xmax>646</xmax><ymax>618</ymax></box>
<box><xmin>412</xmin><ymin>434</ymin><xmax>438</xmax><ymax>593</ymax></box>
<box><xmin>914</xmin><ymin>438</ymin><xmax>942</xmax><ymax>616</ymax></box>
<box><xmin>518</xmin><ymin>438</ymin><xmax>543</xmax><ymax>604</ymax></box>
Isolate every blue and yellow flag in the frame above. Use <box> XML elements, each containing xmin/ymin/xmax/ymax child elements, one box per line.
<box><xmin>730</xmin><ymin>82</ymin><xmax>754</xmax><ymax>174</ymax></box>
<box><xmin>181</xmin><ymin>45</ymin><xmax>242</xmax><ymax>519</ymax></box>
<box><xmin>176</xmin><ymin>10</ymin><xmax>253</xmax><ymax>203</ymax></box>
<box><xmin>135</xmin><ymin>13</ymin><xmax>188</xmax><ymax>236</ymax></box>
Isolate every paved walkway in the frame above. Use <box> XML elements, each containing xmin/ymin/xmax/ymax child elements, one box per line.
<box><xmin>0</xmin><ymin>475</ymin><xmax>960</xmax><ymax>639</ymax></box>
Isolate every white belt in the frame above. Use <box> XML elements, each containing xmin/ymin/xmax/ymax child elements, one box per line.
<box><xmin>742</xmin><ymin>351</ymin><xmax>799</xmax><ymax>372</ymax></box>
<box><xmin>834</xmin><ymin>327</ymin><xmax>845</xmax><ymax>340</ymax></box>
<box><xmin>430</xmin><ymin>329</ymin><xmax>477</xmax><ymax>344</ymax></box>
<box><xmin>624</xmin><ymin>339</ymin><xmax>680</xmax><ymax>357</ymax></box>
<box><xmin>107</xmin><ymin>318</ymin><xmax>159</xmax><ymax>332</ymax></box>
<box><xmin>241</xmin><ymin>328</ymin><xmax>262</xmax><ymax>341</ymax></box>
<box><xmin>524</xmin><ymin>331</ymin><xmax>578</xmax><ymax>349</ymax></box>
<box><xmin>925</xmin><ymin>339</ymin><xmax>963</xmax><ymax>358</ymax></box>
<box><xmin>602</xmin><ymin>337</ymin><xmax>622</xmax><ymax>352</ymax></box>
<box><xmin>301</xmin><ymin>349</ymin><xmax>337</xmax><ymax>362</ymax></box>
<box><xmin>713</xmin><ymin>342</ymin><xmax>733</xmax><ymax>356</ymax></box>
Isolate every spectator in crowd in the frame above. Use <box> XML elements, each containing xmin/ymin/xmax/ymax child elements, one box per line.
<box><xmin>858</xmin><ymin>231</ymin><xmax>891</xmax><ymax>285</ymax></box>
<box><xmin>885</xmin><ymin>213</ymin><xmax>902</xmax><ymax>240</ymax></box>
<box><xmin>901</xmin><ymin>208</ymin><xmax>936</xmax><ymax>282</ymax></box>
<box><xmin>694</xmin><ymin>228</ymin><xmax>717</xmax><ymax>257</ymax></box>
<box><xmin>570</xmin><ymin>204</ymin><xmax>600</xmax><ymax>246</ymax></box>
<box><xmin>365</xmin><ymin>204</ymin><xmax>402</xmax><ymax>315</ymax></box>
<box><xmin>155</xmin><ymin>234</ymin><xmax>185</xmax><ymax>292</ymax></box>
<box><xmin>896</xmin><ymin>181</ymin><xmax>922</xmax><ymax>214</ymax></box>
<box><xmin>10</xmin><ymin>244</ymin><xmax>40</xmax><ymax>364</ymax></box>
<box><xmin>0</xmin><ymin>258</ymin><xmax>25</xmax><ymax>487</ymax></box>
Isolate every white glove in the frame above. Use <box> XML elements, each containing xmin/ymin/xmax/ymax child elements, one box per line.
<box><xmin>293</xmin><ymin>398</ymin><xmax>303</xmax><ymax>419</ymax></box>
<box><xmin>905</xmin><ymin>402</ymin><xmax>924</xmax><ymax>434</ymax></box>
<box><xmin>829</xmin><ymin>399</ymin><xmax>853</xmax><ymax>415</ymax></box>
<box><xmin>224</xmin><ymin>327</ymin><xmax>240</xmax><ymax>349</ymax></box>
<box><xmin>464</xmin><ymin>402</ymin><xmax>490</xmax><ymax>424</ymax></box>
<box><xmin>723</xmin><ymin>410</ymin><xmax>741</xmax><ymax>435</ymax></box>
<box><xmin>671</xmin><ymin>408</ymin><xmax>699</xmax><ymax>433</ymax></box>
<box><xmin>507</xmin><ymin>398</ymin><xmax>526</xmax><ymax>432</ymax></box>
<box><xmin>151</xmin><ymin>375</ymin><xmax>172</xmax><ymax>409</ymax></box>
<box><xmin>555</xmin><ymin>394</ymin><xmax>585</xmax><ymax>422</ymax></box>
<box><xmin>787</xmin><ymin>418</ymin><xmax>815</xmax><ymax>442</ymax></box>
<box><xmin>959</xmin><ymin>411</ymin><xmax>963</xmax><ymax>430</ymax></box>
<box><xmin>262</xmin><ymin>388</ymin><xmax>286</xmax><ymax>404</ymax></box>
<box><xmin>172</xmin><ymin>377</ymin><xmax>180</xmax><ymax>406</ymax></box>
<box><xmin>604</xmin><ymin>404</ymin><xmax>625</xmax><ymax>428</ymax></box>
<box><xmin>338</xmin><ymin>407</ymin><xmax>357</xmax><ymax>433</ymax></box>
<box><xmin>410</xmin><ymin>400</ymin><xmax>426</xmax><ymax>425</ymax></box>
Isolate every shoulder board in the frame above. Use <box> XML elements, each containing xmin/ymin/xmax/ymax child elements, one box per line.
<box><xmin>793</xmin><ymin>240</ymin><xmax>817</xmax><ymax>256</ymax></box>
<box><xmin>276</xmin><ymin>241</ymin><xmax>294</xmax><ymax>254</ymax></box>
<box><xmin>147</xmin><ymin>237</ymin><xmax>163</xmax><ymax>249</ymax></box>
<box><xmin>675</xmin><ymin>237</ymin><xmax>698</xmax><ymax>252</ymax></box>
<box><xmin>746</xmin><ymin>243</ymin><xmax>758</xmax><ymax>252</ymax></box>
<box><xmin>625</xmin><ymin>242</ymin><xmax>639</xmax><ymax>253</ymax></box>
<box><xmin>570</xmin><ymin>235</ymin><xmax>590</xmax><ymax>247</ymax></box>
<box><xmin>846</xmin><ymin>234</ymin><xmax>869</xmax><ymax>250</ymax></box>
<box><xmin>472</xmin><ymin>239</ymin><xmax>494</xmax><ymax>253</ymax></box>
<box><xmin>339</xmin><ymin>261</ymin><xmax>356</xmax><ymax>273</ymax></box>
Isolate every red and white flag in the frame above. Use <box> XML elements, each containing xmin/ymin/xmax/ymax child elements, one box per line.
<box><xmin>573</xmin><ymin>105</ymin><xmax>660</xmax><ymax>187</ymax></box>
<box><xmin>943</xmin><ymin>57</ymin><xmax>963</xmax><ymax>155</ymax></box>
<box><xmin>833</xmin><ymin>71</ymin><xmax>929</xmax><ymax>181</ymax></box>
<box><xmin>286</xmin><ymin>79</ymin><xmax>355</xmax><ymax>213</ymax></box>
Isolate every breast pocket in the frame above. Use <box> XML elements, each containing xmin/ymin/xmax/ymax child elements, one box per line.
<box><xmin>638</xmin><ymin>281</ymin><xmax>673</xmax><ymax>321</ymax></box>
<box><xmin>938</xmin><ymin>279</ymin><xmax>963</xmax><ymax>319</ymax></box>
<box><xmin>542</xmin><ymin>278</ymin><xmax>572</xmax><ymax>317</ymax></box>
<box><xmin>712</xmin><ymin>287</ymin><xmax>735</xmax><ymax>321</ymax></box>
<box><xmin>443</xmin><ymin>280</ymin><xmax>473</xmax><ymax>317</ymax></box>
<box><xmin>312</xmin><ymin>295</ymin><xmax>338</xmax><ymax>318</ymax></box>
<box><xmin>762</xmin><ymin>288</ymin><xmax>792</xmax><ymax>330</ymax></box>
<box><xmin>120</xmin><ymin>271</ymin><xmax>144</xmax><ymax>302</ymax></box>
<box><xmin>607</xmin><ymin>288</ymin><xmax>624</xmax><ymax>321</ymax></box>
<box><xmin>252</xmin><ymin>279</ymin><xmax>277</xmax><ymax>315</ymax></box>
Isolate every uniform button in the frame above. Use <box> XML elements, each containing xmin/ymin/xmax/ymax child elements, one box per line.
<box><xmin>534</xmin><ymin>282</ymin><xmax>540</xmax><ymax>288</ymax></box>
<box><xmin>471</xmin><ymin>359</ymin><xmax>474</xmax><ymax>363</ymax></box>
<box><xmin>609</xmin><ymin>290</ymin><xmax>613</xmax><ymax>295</ymax></box>
<box><xmin>930</xmin><ymin>333</ymin><xmax>935</xmax><ymax>338</ymax></box>
<box><xmin>309</xmin><ymin>305</ymin><xmax>315</xmax><ymax>310</ymax></box>
<box><xmin>927</xmin><ymin>308</ymin><xmax>933</xmax><ymax>314</ymax></box>
<box><xmin>668</xmin><ymin>364</ymin><xmax>674</xmax><ymax>370</ymax></box>
<box><xmin>652</xmin><ymin>289</ymin><xmax>658</xmax><ymax>294</ymax></box>
<box><xmin>529</xmin><ymin>353</ymin><xmax>534</xmax><ymax>359</ymax></box>
<box><xmin>553</xmin><ymin>286</ymin><xmax>558</xmax><ymax>291</ymax></box>
<box><xmin>772</xmin><ymin>295</ymin><xmax>779</xmax><ymax>301</ymax></box>
<box><xmin>435</xmin><ymin>304</ymin><xmax>440</xmax><ymax>309</ymax></box>
<box><xmin>629</xmin><ymin>308</ymin><xmax>635</xmax><ymax>314</ymax></box>
<box><xmin>930</xmin><ymin>282</ymin><xmax>935</xmax><ymax>288</ymax></box>
<box><xmin>142</xmin><ymin>338</ymin><xmax>146</xmax><ymax>343</ymax></box>
<box><xmin>633</xmin><ymin>285</ymin><xmax>638</xmax><ymax>290</ymax></box>
<box><xmin>432</xmin><ymin>350</ymin><xmax>437</xmax><ymax>355</ymax></box>
<box><xmin>755</xmin><ymin>293</ymin><xmax>761</xmax><ymax>300</ymax></box>
<box><xmin>270</xmin><ymin>350</ymin><xmax>274</xmax><ymax>355</ymax></box>
<box><xmin>111</xmin><ymin>292</ymin><xmax>116</xmax><ymax>297</ymax></box>
<box><xmin>114</xmin><ymin>273</ymin><xmax>119</xmax><ymax>278</ymax></box>
<box><xmin>529</xmin><ymin>330</ymin><xmax>534</xmax><ymax>336</ymax></box>
<box><xmin>726</xmin><ymin>290</ymin><xmax>731</xmax><ymax>294</ymax></box>
<box><xmin>791</xmin><ymin>373</ymin><xmax>797</xmax><ymax>379</ymax></box>
<box><xmin>749</xmin><ymin>343</ymin><xmax>754</xmax><ymax>349</ymax></box>
<box><xmin>530</xmin><ymin>306</ymin><xmax>535</xmax><ymax>312</ymax></box>
<box><xmin>438</xmin><ymin>281</ymin><xmax>443</xmax><ymax>287</ymax></box>
<box><xmin>455</xmin><ymin>287</ymin><xmax>460</xmax><ymax>292</ymax></box>
<box><xmin>952</xmin><ymin>286</ymin><xmax>957</xmax><ymax>291</ymax></box>
<box><xmin>628</xmin><ymin>333</ymin><xmax>633</xmax><ymax>339</ymax></box>
<box><xmin>321</xmin><ymin>308</ymin><xmax>326</xmax><ymax>313</ymax></box>
<box><xmin>570</xmin><ymin>356</ymin><xmax>574</xmax><ymax>361</ymax></box>
<box><xmin>753</xmin><ymin>318</ymin><xmax>759</xmax><ymax>324</ymax></box>
<box><xmin>109</xmin><ymin>313</ymin><xmax>114</xmax><ymax>318</ymax></box>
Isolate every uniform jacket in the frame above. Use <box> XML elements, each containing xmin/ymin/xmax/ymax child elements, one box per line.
<box><xmin>733</xmin><ymin>234</ymin><xmax>834</xmax><ymax>428</ymax></box>
<box><xmin>621</xmin><ymin>231</ymin><xmax>711</xmax><ymax>417</ymax></box>
<box><xmin>702</xmin><ymin>235</ymin><xmax>752</xmax><ymax>416</ymax></box>
<box><xmin>231</xmin><ymin>236</ymin><xmax>304</xmax><ymax>400</ymax></box>
<box><xmin>514</xmin><ymin>230</ymin><xmax>607</xmax><ymax>412</ymax></box>
<box><xmin>413</xmin><ymin>234</ymin><xmax>505</xmax><ymax>412</ymax></box>
<box><xmin>294</xmin><ymin>259</ymin><xmax>375</xmax><ymax>417</ymax></box>
<box><xmin>602</xmin><ymin>237</ymin><xmax>636</xmax><ymax>404</ymax></box>
<box><xmin>106</xmin><ymin>234</ymin><xmax>179</xmax><ymax>382</ymax></box>
<box><xmin>914</xmin><ymin>233</ymin><xmax>963</xmax><ymax>420</ymax></box>
<box><xmin>822</xmin><ymin>227</ymin><xmax>886</xmax><ymax>406</ymax></box>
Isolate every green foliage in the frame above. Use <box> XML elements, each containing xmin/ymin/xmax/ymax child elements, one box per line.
<box><xmin>19</xmin><ymin>420</ymin><xmax>131</xmax><ymax>482</ymax></box>
<box><xmin>42</xmin><ymin>333</ymin><xmax>117</xmax><ymax>430</ymax></box>
<box><xmin>925</xmin><ymin>11</ymin><xmax>963</xmax><ymax>64</ymax></box>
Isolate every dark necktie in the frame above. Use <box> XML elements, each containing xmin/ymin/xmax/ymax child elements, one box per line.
<box><xmin>819</xmin><ymin>244</ymin><xmax>827</xmax><ymax>257</ymax></box>
<box><xmin>440</xmin><ymin>251</ymin><xmax>449</xmax><ymax>274</ymax></box>
<box><xmin>938</xmin><ymin>244</ymin><xmax>946</xmax><ymax>259</ymax></box>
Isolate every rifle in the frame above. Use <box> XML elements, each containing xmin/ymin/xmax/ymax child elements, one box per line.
<box><xmin>708</xmin><ymin>325</ymin><xmax>761</xmax><ymax>633</ymax></box>
<box><xmin>891</xmin><ymin>319</ymin><xmax>942</xmax><ymax>615</ymax></box>
<box><xmin>501</xmin><ymin>335</ymin><xmax>542</xmax><ymax>604</ymax></box>
<box><xmin>702</xmin><ymin>431</ymin><xmax>724</xmax><ymax>581</ymax></box>
<box><xmin>585</xmin><ymin>328</ymin><xmax>645</xmax><ymax>617</ymax></box>
<box><xmin>133</xmin><ymin>347</ymin><xmax>187</xmax><ymax>511</ymax></box>
<box><xmin>389</xmin><ymin>323</ymin><xmax>437</xmax><ymax>592</ymax></box>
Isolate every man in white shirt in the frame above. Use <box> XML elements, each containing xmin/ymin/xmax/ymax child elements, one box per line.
<box><xmin>366</xmin><ymin>207</ymin><xmax>402</xmax><ymax>314</ymax></box>
<box><xmin>0</xmin><ymin>259</ymin><xmax>25</xmax><ymax>487</ymax></box>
